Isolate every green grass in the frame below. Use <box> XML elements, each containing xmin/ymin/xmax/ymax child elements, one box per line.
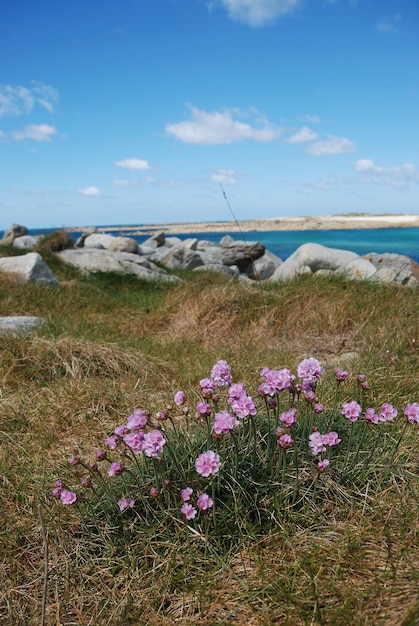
<box><xmin>0</xmin><ymin>267</ymin><xmax>418</xmax><ymax>625</ymax></box>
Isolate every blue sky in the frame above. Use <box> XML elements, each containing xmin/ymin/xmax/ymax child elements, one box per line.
<box><xmin>0</xmin><ymin>0</ymin><xmax>418</xmax><ymax>229</ymax></box>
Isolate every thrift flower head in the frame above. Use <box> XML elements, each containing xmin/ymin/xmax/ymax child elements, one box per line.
<box><xmin>196</xmin><ymin>401</ymin><xmax>212</xmax><ymax>416</ymax></box>
<box><xmin>228</xmin><ymin>383</ymin><xmax>256</xmax><ymax>418</ymax></box>
<box><xmin>365</xmin><ymin>407</ymin><xmax>380</xmax><ymax>424</ymax></box>
<box><xmin>212</xmin><ymin>410</ymin><xmax>239</xmax><ymax>435</ymax></box>
<box><xmin>68</xmin><ymin>455</ymin><xmax>80</xmax><ymax>466</ymax></box>
<box><xmin>95</xmin><ymin>448</ymin><xmax>106</xmax><ymax>460</ymax></box>
<box><xmin>321</xmin><ymin>431</ymin><xmax>341</xmax><ymax>446</ymax></box>
<box><xmin>142</xmin><ymin>429</ymin><xmax>166</xmax><ymax>459</ymax></box>
<box><xmin>149</xmin><ymin>487</ymin><xmax>159</xmax><ymax>498</ymax></box>
<box><xmin>313</xmin><ymin>402</ymin><xmax>324</xmax><ymax>414</ymax></box>
<box><xmin>118</xmin><ymin>496</ymin><xmax>135</xmax><ymax>511</ymax></box>
<box><xmin>52</xmin><ymin>480</ymin><xmax>63</xmax><ymax>498</ymax></box>
<box><xmin>342</xmin><ymin>400</ymin><xmax>362</xmax><ymax>422</ymax></box>
<box><xmin>60</xmin><ymin>489</ymin><xmax>77</xmax><ymax>505</ymax></box>
<box><xmin>309</xmin><ymin>431</ymin><xmax>326</xmax><ymax>455</ymax></box>
<box><xmin>317</xmin><ymin>459</ymin><xmax>330</xmax><ymax>473</ymax></box>
<box><xmin>297</xmin><ymin>357</ymin><xmax>325</xmax><ymax>383</ymax></box>
<box><xmin>334</xmin><ymin>368</ymin><xmax>349</xmax><ymax>381</ymax></box>
<box><xmin>181</xmin><ymin>503</ymin><xmax>197</xmax><ymax>520</ymax></box>
<box><xmin>114</xmin><ymin>424</ymin><xmax>128</xmax><ymax>437</ymax></box>
<box><xmin>379</xmin><ymin>403</ymin><xmax>397</xmax><ymax>422</ymax></box>
<box><xmin>127</xmin><ymin>408</ymin><xmax>148</xmax><ymax>431</ymax></box>
<box><xmin>195</xmin><ymin>450</ymin><xmax>221</xmax><ymax>477</ymax></box>
<box><xmin>211</xmin><ymin>360</ymin><xmax>232</xmax><ymax>386</ymax></box>
<box><xmin>123</xmin><ymin>431</ymin><xmax>145</xmax><ymax>454</ymax></box>
<box><xmin>279</xmin><ymin>408</ymin><xmax>298</xmax><ymax>428</ymax></box>
<box><xmin>181</xmin><ymin>487</ymin><xmax>193</xmax><ymax>501</ymax></box>
<box><xmin>105</xmin><ymin>435</ymin><xmax>119</xmax><ymax>450</ymax></box>
<box><xmin>199</xmin><ymin>378</ymin><xmax>216</xmax><ymax>398</ymax></box>
<box><xmin>258</xmin><ymin>368</ymin><xmax>295</xmax><ymax>396</ymax></box>
<box><xmin>278</xmin><ymin>433</ymin><xmax>293</xmax><ymax>449</ymax></box>
<box><xmin>107</xmin><ymin>462</ymin><xmax>124</xmax><ymax>477</ymax></box>
<box><xmin>197</xmin><ymin>493</ymin><xmax>213</xmax><ymax>511</ymax></box>
<box><xmin>404</xmin><ymin>402</ymin><xmax>419</xmax><ymax>424</ymax></box>
<box><xmin>174</xmin><ymin>390</ymin><xmax>186</xmax><ymax>406</ymax></box>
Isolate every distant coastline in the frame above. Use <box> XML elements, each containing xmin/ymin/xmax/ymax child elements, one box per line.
<box><xmin>70</xmin><ymin>213</ymin><xmax>419</xmax><ymax>236</ymax></box>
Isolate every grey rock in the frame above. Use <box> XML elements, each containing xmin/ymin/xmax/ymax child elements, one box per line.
<box><xmin>75</xmin><ymin>228</ymin><xmax>100</xmax><ymax>247</ymax></box>
<box><xmin>344</xmin><ymin>258</ymin><xmax>377</xmax><ymax>280</ymax></box>
<box><xmin>0</xmin><ymin>252</ymin><xmax>59</xmax><ymax>285</ymax></box>
<box><xmin>270</xmin><ymin>243</ymin><xmax>359</xmax><ymax>282</ymax></box>
<box><xmin>0</xmin><ymin>316</ymin><xmax>46</xmax><ymax>334</ymax></box>
<box><xmin>83</xmin><ymin>233</ymin><xmax>119</xmax><ymax>249</ymax></box>
<box><xmin>108</xmin><ymin>236</ymin><xmax>139</xmax><ymax>254</ymax></box>
<box><xmin>365</xmin><ymin>252</ymin><xmax>414</xmax><ymax>285</ymax></box>
<box><xmin>56</xmin><ymin>248</ymin><xmax>180</xmax><ymax>283</ymax></box>
<box><xmin>0</xmin><ymin>224</ymin><xmax>28</xmax><ymax>246</ymax></box>
<box><xmin>142</xmin><ymin>231</ymin><xmax>166</xmax><ymax>248</ymax></box>
<box><xmin>13</xmin><ymin>235</ymin><xmax>41</xmax><ymax>250</ymax></box>
<box><xmin>158</xmin><ymin>247</ymin><xmax>204</xmax><ymax>270</ymax></box>
<box><xmin>250</xmin><ymin>249</ymin><xmax>283</xmax><ymax>280</ymax></box>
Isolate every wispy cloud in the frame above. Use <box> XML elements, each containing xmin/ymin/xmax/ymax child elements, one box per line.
<box><xmin>218</xmin><ymin>0</ymin><xmax>302</xmax><ymax>26</ymax></box>
<box><xmin>376</xmin><ymin>13</ymin><xmax>401</xmax><ymax>32</ymax></box>
<box><xmin>299</xmin><ymin>114</ymin><xmax>321</xmax><ymax>124</ymax></box>
<box><xmin>306</xmin><ymin>135</ymin><xmax>356</xmax><ymax>155</ymax></box>
<box><xmin>114</xmin><ymin>158</ymin><xmax>151</xmax><ymax>171</ymax></box>
<box><xmin>353</xmin><ymin>159</ymin><xmax>417</xmax><ymax>186</ymax></box>
<box><xmin>211</xmin><ymin>168</ymin><xmax>239</xmax><ymax>185</ymax></box>
<box><xmin>78</xmin><ymin>186</ymin><xmax>101</xmax><ymax>196</ymax></box>
<box><xmin>12</xmin><ymin>124</ymin><xmax>58</xmax><ymax>142</ymax></box>
<box><xmin>0</xmin><ymin>82</ymin><xmax>59</xmax><ymax>117</ymax></box>
<box><xmin>112</xmin><ymin>179</ymin><xmax>140</xmax><ymax>187</ymax></box>
<box><xmin>166</xmin><ymin>105</ymin><xmax>281</xmax><ymax>145</ymax></box>
<box><xmin>287</xmin><ymin>126</ymin><xmax>318</xmax><ymax>144</ymax></box>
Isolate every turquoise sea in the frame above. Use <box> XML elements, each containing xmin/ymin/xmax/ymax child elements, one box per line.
<box><xmin>3</xmin><ymin>226</ymin><xmax>419</xmax><ymax>264</ymax></box>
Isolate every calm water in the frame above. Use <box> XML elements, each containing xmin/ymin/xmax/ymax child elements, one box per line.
<box><xmin>3</xmin><ymin>226</ymin><xmax>419</xmax><ymax>263</ymax></box>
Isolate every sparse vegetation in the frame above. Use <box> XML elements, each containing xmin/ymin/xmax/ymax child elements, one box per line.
<box><xmin>0</xmin><ymin>265</ymin><xmax>418</xmax><ymax>625</ymax></box>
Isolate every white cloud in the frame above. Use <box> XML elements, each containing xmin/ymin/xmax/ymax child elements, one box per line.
<box><xmin>353</xmin><ymin>159</ymin><xmax>417</xmax><ymax>186</ymax></box>
<box><xmin>300</xmin><ymin>114</ymin><xmax>321</xmax><ymax>124</ymax></box>
<box><xmin>78</xmin><ymin>186</ymin><xmax>101</xmax><ymax>196</ymax></box>
<box><xmin>376</xmin><ymin>13</ymin><xmax>401</xmax><ymax>32</ymax></box>
<box><xmin>211</xmin><ymin>168</ymin><xmax>238</xmax><ymax>185</ymax></box>
<box><xmin>112</xmin><ymin>179</ymin><xmax>140</xmax><ymax>187</ymax></box>
<box><xmin>306</xmin><ymin>135</ymin><xmax>356</xmax><ymax>155</ymax></box>
<box><xmin>0</xmin><ymin>82</ymin><xmax>58</xmax><ymax>117</ymax></box>
<box><xmin>12</xmin><ymin>124</ymin><xmax>58</xmax><ymax>142</ymax></box>
<box><xmin>287</xmin><ymin>126</ymin><xmax>318</xmax><ymax>144</ymax></box>
<box><xmin>166</xmin><ymin>105</ymin><xmax>281</xmax><ymax>145</ymax></box>
<box><xmin>218</xmin><ymin>0</ymin><xmax>302</xmax><ymax>26</ymax></box>
<box><xmin>114</xmin><ymin>158</ymin><xmax>151</xmax><ymax>171</ymax></box>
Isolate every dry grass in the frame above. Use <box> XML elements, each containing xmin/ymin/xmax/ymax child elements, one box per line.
<box><xmin>0</xmin><ymin>270</ymin><xmax>418</xmax><ymax>625</ymax></box>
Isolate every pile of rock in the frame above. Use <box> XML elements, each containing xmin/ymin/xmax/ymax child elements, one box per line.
<box><xmin>0</xmin><ymin>224</ymin><xmax>418</xmax><ymax>288</ymax></box>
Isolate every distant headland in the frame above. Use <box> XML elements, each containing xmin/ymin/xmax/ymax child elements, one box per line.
<box><xmin>70</xmin><ymin>213</ymin><xmax>419</xmax><ymax>236</ymax></box>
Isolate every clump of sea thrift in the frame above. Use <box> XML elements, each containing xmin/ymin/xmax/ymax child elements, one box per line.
<box><xmin>53</xmin><ymin>357</ymin><xmax>418</xmax><ymax>540</ymax></box>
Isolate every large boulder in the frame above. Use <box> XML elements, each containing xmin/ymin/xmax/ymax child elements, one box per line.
<box><xmin>13</xmin><ymin>235</ymin><xmax>42</xmax><ymax>250</ymax></box>
<box><xmin>270</xmin><ymin>243</ymin><xmax>360</xmax><ymax>282</ymax></box>
<box><xmin>365</xmin><ymin>252</ymin><xmax>418</xmax><ymax>286</ymax></box>
<box><xmin>0</xmin><ymin>224</ymin><xmax>28</xmax><ymax>246</ymax></box>
<box><xmin>0</xmin><ymin>252</ymin><xmax>59</xmax><ymax>286</ymax></box>
<box><xmin>56</xmin><ymin>248</ymin><xmax>180</xmax><ymax>283</ymax></box>
<box><xmin>157</xmin><ymin>247</ymin><xmax>204</xmax><ymax>271</ymax></box>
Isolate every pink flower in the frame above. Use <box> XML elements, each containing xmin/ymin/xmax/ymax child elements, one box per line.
<box><xmin>118</xmin><ymin>496</ymin><xmax>135</xmax><ymax>511</ymax></box>
<box><xmin>379</xmin><ymin>403</ymin><xmax>398</xmax><ymax>422</ymax></box>
<box><xmin>212</xmin><ymin>410</ymin><xmax>239</xmax><ymax>435</ymax></box>
<box><xmin>68</xmin><ymin>455</ymin><xmax>80</xmax><ymax>466</ymax></box>
<box><xmin>334</xmin><ymin>368</ymin><xmax>349</xmax><ymax>381</ymax></box>
<box><xmin>317</xmin><ymin>459</ymin><xmax>330</xmax><ymax>473</ymax></box>
<box><xmin>60</xmin><ymin>489</ymin><xmax>77</xmax><ymax>505</ymax></box>
<box><xmin>199</xmin><ymin>378</ymin><xmax>216</xmax><ymax>398</ymax></box>
<box><xmin>95</xmin><ymin>448</ymin><xmax>106</xmax><ymax>460</ymax></box>
<box><xmin>365</xmin><ymin>407</ymin><xmax>380</xmax><ymax>424</ymax></box>
<box><xmin>341</xmin><ymin>400</ymin><xmax>362</xmax><ymax>422</ymax></box>
<box><xmin>181</xmin><ymin>487</ymin><xmax>193</xmax><ymax>501</ymax></box>
<box><xmin>174</xmin><ymin>390</ymin><xmax>186</xmax><ymax>406</ymax></box>
<box><xmin>127</xmin><ymin>408</ymin><xmax>148</xmax><ymax>430</ymax></box>
<box><xmin>313</xmin><ymin>403</ymin><xmax>324</xmax><ymax>414</ymax></box>
<box><xmin>107</xmin><ymin>462</ymin><xmax>124</xmax><ymax>477</ymax></box>
<box><xmin>149</xmin><ymin>487</ymin><xmax>159</xmax><ymax>498</ymax></box>
<box><xmin>196</xmin><ymin>401</ymin><xmax>212</xmax><ymax>416</ymax></box>
<box><xmin>321</xmin><ymin>431</ymin><xmax>341</xmax><ymax>446</ymax></box>
<box><xmin>278</xmin><ymin>433</ymin><xmax>293</xmax><ymax>449</ymax></box>
<box><xmin>195</xmin><ymin>450</ymin><xmax>221</xmax><ymax>477</ymax></box>
<box><xmin>52</xmin><ymin>480</ymin><xmax>63</xmax><ymax>498</ymax></box>
<box><xmin>142</xmin><ymin>429</ymin><xmax>166</xmax><ymax>459</ymax></box>
<box><xmin>404</xmin><ymin>402</ymin><xmax>419</xmax><ymax>424</ymax></box>
<box><xmin>228</xmin><ymin>383</ymin><xmax>257</xmax><ymax>418</ymax></box>
<box><xmin>197</xmin><ymin>493</ymin><xmax>214</xmax><ymax>511</ymax></box>
<box><xmin>81</xmin><ymin>476</ymin><xmax>92</xmax><ymax>488</ymax></box>
<box><xmin>123</xmin><ymin>431</ymin><xmax>145</xmax><ymax>454</ymax></box>
<box><xmin>211</xmin><ymin>360</ymin><xmax>232</xmax><ymax>386</ymax></box>
<box><xmin>114</xmin><ymin>424</ymin><xmax>128</xmax><ymax>437</ymax></box>
<box><xmin>181</xmin><ymin>503</ymin><xmax>197</xmax><ymax>520</ymax></box>
<box><xmin>309</xmin><ymin>431</ymin><xmax>326</xmax><ymax>455</ymax></box>
<box><xmin>258</xmin><ymin>367</ymin><xmax>295</xmax><ymax>396</ymax></box>
<box><xmin>297</xmin><ymin>358</ymin><xmax>324</xmax><ymax>383</ymax></box>
<box><xmin>279</xmin><ymin>408</ymin><xmax>298</xmax><ymax>428</ymax></box>
<box><xmin>105</xmin><ymin>435</ymin><xmax>119</xmax><ymax>450</ymax></box>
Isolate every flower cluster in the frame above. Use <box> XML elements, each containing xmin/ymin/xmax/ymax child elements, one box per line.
<box><xmin>180</xmin><ymin>487</ymin><xmax>214</xmax><ymax>520</ymax></box>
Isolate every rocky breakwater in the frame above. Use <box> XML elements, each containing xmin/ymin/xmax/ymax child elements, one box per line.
<box><xmin>0</xmin><ymin>223</ymin><xmax>418</xmax><ymax>288</ymax></box>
